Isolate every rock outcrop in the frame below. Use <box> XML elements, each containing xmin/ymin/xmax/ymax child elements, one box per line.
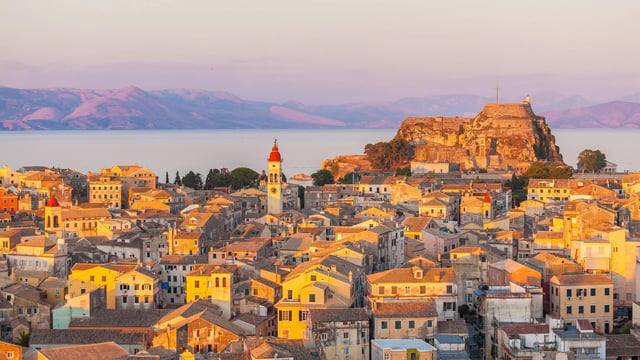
<box><xmin>322</xmin><ymin>100</ymin><xmax>564</xmax><ymax>175</ymax></box>
<box><xmin>395</xmin><ymin>101</ymin><xmax>564</xmax><ymax>170</ymax></box>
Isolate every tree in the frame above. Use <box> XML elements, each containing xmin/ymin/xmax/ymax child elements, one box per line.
<box><xmin>16</xmin><ymin>331</ymin><xmax>29</xmax><ymax>347</ymax></box>
<box><xmin>311</xmin><ymin>169</ymin><xmax>335</xmax><ymax>186</ymax></box>
<box><xmin>165</xmin><ymin>171</ymin><xmax>169</xmax><ymax>184</ymax></box>
<box><xmin>577</xmin><ymin>149</ymin><xmax>606</xmax><ymax>173</ymax></box>
<box><xmin>230</xmin><ymin>167</ymin><xmax>260</xmax><ymax>189</ymax></box>
<box><xmin>338</xmin><ymin>171</ymin><xmax>360</xmax><ymax>184</ymax></box>
<box><xmin>182</xmin><ymin>171</ymin><xmax>202</xmax><ymax>190</ymax></box>
<box><xmin>523</xmin><ymin>162</ymin><xmax>550</xmax><ymax>179</ymax></box>
<box><xmin>395</xmin><ymin>167</ymin><xmax>411</xmax><ymax>176</ymax></box>
<box><xmin>174</xmin><ymin>171</ymin><xmax>182</xmax><ymax>186</ymax></box>
<box><xmin>364</xmin><ymin>138</ymin><xmax>409</xmax><ymax>171</ymax></box>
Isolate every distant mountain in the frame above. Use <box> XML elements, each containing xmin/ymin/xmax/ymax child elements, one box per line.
<box><xmin>542</xmin><ymin>101</ymin><xmax>640</xmax><ymax>128</ymax></box>
<box><xmin>0</xmin><ymin>86</ymin><xmax>638</xmax><ymax>130</ymax></box>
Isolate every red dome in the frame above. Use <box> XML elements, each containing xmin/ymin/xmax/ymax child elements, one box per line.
<box><xmin>268</xmin><ymin>144</ymin><xmax>282</xmax><ymax>162</ymax></box>
<box><xmin>46</xmin><ymin>195</ymin><xmax>60</xmax><ymax>207</ymax></box>
<box><xmin>483</xmin><ymin>193</ymin><xmax>491</xmax><ymax>203</ymax></box>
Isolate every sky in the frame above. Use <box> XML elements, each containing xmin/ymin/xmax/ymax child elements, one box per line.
<box><xmin>1</xmin><ymin>1</ymin><xmax>639</xmax><ymax>104</ymax></box>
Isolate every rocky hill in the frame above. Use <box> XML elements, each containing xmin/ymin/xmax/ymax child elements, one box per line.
<box><xmin>395</xmin><ymin>101</ymin><xmax>563</xmax><ymax>170</ymax></box>
<box><xmin>322</xmin><ymin>100</ymin><xmax>564</xmax><ymax>175</ymax></box>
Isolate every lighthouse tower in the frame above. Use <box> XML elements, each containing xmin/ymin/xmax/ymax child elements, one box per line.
<box><xmin>267</xmin><ymin>140</ymin><xmax>283</xmax><ymax>214</ymax></box>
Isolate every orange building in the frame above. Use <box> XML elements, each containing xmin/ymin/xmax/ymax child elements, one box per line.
<box><xmin>0</xmin><ymin>188</ymin><xmax>18</xmax><ymax>214</ymax></box>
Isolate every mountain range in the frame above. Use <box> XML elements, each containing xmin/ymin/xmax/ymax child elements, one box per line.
<box><xmin>0</xmin><ymin>86</ymin><xmax>639</xmax><ymax>130</ymax></box>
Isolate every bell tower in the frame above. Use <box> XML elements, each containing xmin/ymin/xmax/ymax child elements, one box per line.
<box><xmin>44</xmin><ymin>195</ymin><xmax>63</xmax><ymax>237</ymax></box>
<box><xmin>267</xmin><ymin>139</ymin><xmax>283</xmax><ymax>214</ymax></box>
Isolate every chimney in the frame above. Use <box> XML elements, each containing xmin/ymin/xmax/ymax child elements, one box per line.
<box><xmin>331</xmin><ymin>264</ymin><xmax>337</xmax><ymax>272</ymax></box>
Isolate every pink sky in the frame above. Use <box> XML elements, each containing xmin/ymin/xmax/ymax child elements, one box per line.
<box><xmin>1</xmin><ymin>1</ymin><xmax>639</xmax><ymax>104</ymax></box>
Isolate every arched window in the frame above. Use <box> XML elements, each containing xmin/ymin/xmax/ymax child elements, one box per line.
<box><xmin>215</xmin><ymin>277</ymin><xmax>219</xmax><ymax>287</ymax></box>
<box><xmin>222</xmin><ymin>277</ymin><xmax>227</xmax><ymax>288</ymax></box>
<box><xmin>53</xmin><ymin>215</ymin><xmax>59</xmax><ymax>228</ymax></box>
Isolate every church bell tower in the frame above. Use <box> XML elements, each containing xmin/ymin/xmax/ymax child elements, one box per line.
<box><xmin>267</xmin><ymin>140</ymin><xmax>283</xmax><ymax>214</ymax></box>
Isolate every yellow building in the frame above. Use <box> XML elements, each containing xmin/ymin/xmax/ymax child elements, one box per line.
<box><xmin>366</xmin><ymin>266</ymin><xmax>458</xmax><ymax>321</ymax></box>
<box><xmin>88</xmin><ymin>173</ymin><xmax>122</xmax><ymax>208</ymax></box>
<box><xmin>185</xmin><ymin>265</ymin><xmax>233</xmax><ymax>319</ymax></box>
<box><xmin>275</xmin><ymin>255</ymin><xmax>364</xmax><ymax>339</ymax></box>
<box><xmin>527</xmin><ymin>179</ymin><xmax>591</xmax><ymax>203</ymax></box>
<box><xmin>44</xmin><ymin>196</ymin><xmax>112</xmax><ymax>238</ymax></box>
<box><xmin>167</xmin><ymin>229</ymin><xmax>203</xmax><ymax>255</ymax></box>
<box><xmin>68</xmin><ymin>263</ymin><xmax>136</xmax><ymax>309</ymax></box>
<box><xmin>549</xmin><ymin>274</ymin><xmax>613</xmax><ymax>333</ymax></box>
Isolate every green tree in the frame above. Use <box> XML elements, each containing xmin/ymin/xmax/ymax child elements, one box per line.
<box><xmin>311</xmin><ymin>169</ymin><xmax>335</xmax><ymax>186</ymax></box>
<box><xmin>298</xmin><ymin>185</ymin><xmax>305</xmax><ymax>208</ymax></box>
<box><xmin>182</xmin><ymin>171</ymin><xmax>203</xmax><ymax>190</ymax></box>
<box><xmin>174</xmin><ymin>171</ymin><xmax>182</xmax><ymax>186</ymax></box>
<box><xmin>577</xmin><ymin>149</ymin><xmax>606</xmax><ymax>173</ymax></box>
<box><xmin>364</xmin><ymin>138</ymin><xmax>409</xmax><ymax>170</ymax></box>
<box><xmin>230</xmin><ymin>167</ymin><xmax>260</xmax><ymax>189</ymax></box>
<box><xmin>548</xmin><ymin>164</ymin><xmax>573</xmax><ymax>179</ymax></box>
<box><xmin>16</xmin><ymin>332</ymin><xmax>29</xmax><ymax>347</ymax></box>
<box><xmin>523</xmin><ymin>162</ymin><xmax>550</xmax><ymax>179</ymax></box>
<box><xmin>338</xmin><ymin>171</ymin><xmax>360</xmax><ymax>184</ymax></box>
<box><xmin>395</xmin><ymin>166</ymin><xmax>411</xmax><ymax>176</ymax></box>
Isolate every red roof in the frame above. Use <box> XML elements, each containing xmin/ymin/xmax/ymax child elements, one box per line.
<box><xmin>46</xmin><ymin>195</ymin><xmax>60</xmax><ymax>207</ymax></box>
<box><xmin>483</xmin><ymin>193</ymin><xmax>491</xmax><ymax>203</ymax></box>
<box><xmin>268</xmin><ymin>142</ymin><xmax>282</xmax><ymax>162</ymax></box>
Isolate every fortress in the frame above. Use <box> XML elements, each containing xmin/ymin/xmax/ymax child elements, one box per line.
<box><xmin>323</xmin><ymin>98</ymin><xmax>565</xmax><ymax>177</ymax></box>
<box><xmin>395</xmin><ymin>99</ymin><xmax>564</xmax><ymax>171</ymax></box>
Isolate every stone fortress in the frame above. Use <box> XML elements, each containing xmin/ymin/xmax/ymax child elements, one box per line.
<box><xmin>394</xmin><ymin>97</ymin><xmax>564</xmax><ymax>171</ymax></box>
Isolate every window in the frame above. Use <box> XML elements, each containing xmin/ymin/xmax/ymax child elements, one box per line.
<box><xmin>446</xmin><ymin>285</ymin><xmax>453</xmax><ymax>294</ymax></box>
<box><xmin>578</xmin><ymin>305</ymin><xmax>584</xmax><ymax>314</ymax></box>
<box><xmin>395</xmin><ymin>320</ymin><xmax>401</xmax><ymax>329</ymax></box>
<box><xmin>591</xmin><ymin>288</ymin><xmax>596</xmax><ymax>296</ymax></box>
<box><xmin>253</xmin><ymin>288</ymin><xmax>258</xmax><ymax>296</ymax></box>
<box><xmin>427</xmin><ymin>320</ymin><xmax>433</xmax><ymax>327</ymax></box>
<box><xmin>590</xmin><ymin>305</ymin><xmax>596</xmax><ymax>313</ymax></box>
<box><xmin>122</xmin><ymin>296</ymin><xmax>128</xmax><ymax>303</ymax></box>
<box><xmin>194</xmin><ymin>280</ymin><xmax>200</xmax><ymax>288</ymax></box>
<box><xmin>134</xmin><ymin>296</ymin><xmax>139</xmax><ymax>303</ymax></box>
<box><xmin>384</xmin><ymin>354</ymin><xmax>391</xmax><ymax>360</ymax></box>
<box><xmin>343</xmin><ymin>332</ymin><xmax>349</xmax><ymax>339</ymax></box>
<box><xmin>378</xmin><ymin>286</ymin><xmax>385</xmax><ymax>295</ymax></box>
<box><xmin>405</xmin><ymin>286</ymin><xmax>411</xmax><ymax>294</ymax></box>
<box><xmin>566</xmin><ymin>289</ymin><xmax>572</xmax><ymax>297</ymax></box>
<box><xmin>310</xmin><ymin>275</ymin><xmax>316</xmax><ymax>281</ymax></box>
<box><xmin>279</xmin><ymin>310</ymin><xmax>292</xmax><ymax>321</ymax></box>
<box><xmin>343</xmin><ymin>347</ymin><xmax>350</xmax><ymax>355</ymax></box>
<box><xmin>320</xmin><ymin>333</ymin><xmax>328</xmax><ymax>341</ymax></box>
<box><xmin>566</xmin><ymin>305</ymin><xmax>572</xmax><ymax>314</ymax></box>
<box><xmin>409</xmin><ymin>320</ymin><xmax>415</xmax><ymax>328</ymax></box>
<box><xmin>381</xmin><ymin>321</ymin><xmax>388</xmax><ymax>329</ymax></box>
<box><xmin>299</xmin><ymin>311</ymin><xmax>308</xmax><ymax>321</ymax></box>
<box><xmin>309</xmin><ymin>294</ymin><xmax>316</xmax><ymax>303</ymax></box>
<box><xmin>420</xmin><ymin>286</ymin><xmax>426</xmax><ymax>294</ymax></box>
<box><xmin>90</xmin><ymin>275</ymin><xmax>95</xmax><ymax>282</ymax></box>
<box><xmin>605</xmin><ymin>288</ymin><xmax>610</xmax><ymax>296</ymax></box>
<box><xmin>604</xmin><ymin>304</ymin><xmax>610</xmax><ymax>313</ymax></box>
<box><xmin>6</xmin><ymin>352</ymin><xmax>12</xmax><ymax>359</ymax></box>
<box><xmin>391</xmin><ymin>286</ymin><xmax>397</xmax><ymax>295</ymax></box>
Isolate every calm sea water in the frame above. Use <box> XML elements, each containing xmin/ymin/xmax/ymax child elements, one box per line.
<box><xmin>0</xmin><ymin>128</ymin><xmax>638</xmax><ymax>177</ymax></box>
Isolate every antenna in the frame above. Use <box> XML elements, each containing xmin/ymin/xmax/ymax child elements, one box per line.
<box><xmin>495</xmin><ymin>81</ymin><xmax>500</xmax><ymax>104</ymax></box>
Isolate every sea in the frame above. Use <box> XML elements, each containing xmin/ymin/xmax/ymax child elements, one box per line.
<box><xmin>0</xmin><ymin>128</ymin><xmax>638</xmax><ymax>178</ymax></box>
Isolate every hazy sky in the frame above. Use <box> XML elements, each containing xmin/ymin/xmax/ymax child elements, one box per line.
<box><xmin>1</xmin><ymin>1</ymin><xmax>639</xmax><ymax>103</ymax></box>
